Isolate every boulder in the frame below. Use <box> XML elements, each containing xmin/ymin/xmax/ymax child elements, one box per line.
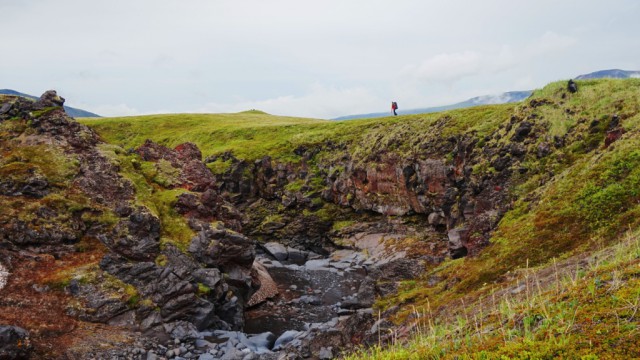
<box><xmin>263</xmin><ymin>242</ymin><xmax>288</xmax><ymax>262</ymax></box>
<box><xmin>287</xmin><ymin>247</ymin><xmax>308</xmax><ymax>265</ymax></box>
<box><xmin>0</xmin><ymin>325</ymin><xmax>32</xmax><ymax>360</ymax></box>
<box><xmin>189</xmin><ymin>224</ymin><xmax>255</xmax><ymax>269</ymax></box>
<box><xmin>35</xmin><ymin>90</ymin><xmax>65</xmax><ymax>108</ymax></box>
<box><xmin>247</xmin><ymin>261</ymin><xmax>279</xmax><ymax>307</ymax></box>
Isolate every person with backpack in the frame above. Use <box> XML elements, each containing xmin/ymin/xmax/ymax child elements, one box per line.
<box><xmin>391</xmin><ymin>101</ymin><xmax>398</xmax><ymax>116</ymax></box>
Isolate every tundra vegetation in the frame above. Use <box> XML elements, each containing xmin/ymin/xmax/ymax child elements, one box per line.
<box><xmin>81</xmin><ymin>78</ymin><xmax>640</xmax><ymax>358</ymax></box>
<box><xmin>1</xmin><ymin>78</ymin><xmax>639</xmax><ymax>358</ymax></box>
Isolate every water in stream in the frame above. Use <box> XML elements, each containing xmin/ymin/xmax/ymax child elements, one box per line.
<box><xmin>201</xmin><ymin>249</ymin><xmax>374</xmax><ymax>358</ymax></box>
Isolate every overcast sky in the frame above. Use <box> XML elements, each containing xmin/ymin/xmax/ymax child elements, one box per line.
<box><xmin>1</xmin><ymin>0</ymin><xmax>639</xmax><ymax>118</ymax></box>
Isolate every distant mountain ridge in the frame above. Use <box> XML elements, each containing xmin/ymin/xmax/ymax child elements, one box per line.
<box><xmin>576</xmin><ymin>69</ymin><xmax>640</xmax><ymax>80</ymax></box>
<box><xmin>333</xmin><ymin>68</ymin><xmax>640</xmax><ymax>120</ymax></box>
<box><xmin>0</xmin><ymin>89</ymin><xmax>100</xmax><ymax>118</ymax></box>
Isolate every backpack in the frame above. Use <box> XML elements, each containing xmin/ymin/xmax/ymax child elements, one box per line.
<box><xmin>392</xmin><ymin>102</ymin><xmax>398</xmax><ymax>109</ymax></box>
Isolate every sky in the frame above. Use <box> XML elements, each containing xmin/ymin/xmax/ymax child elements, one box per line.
<box><xmin>1</xmin><ymin>0</ymin><xmax>639</xmax><ymax>119</ymax></box>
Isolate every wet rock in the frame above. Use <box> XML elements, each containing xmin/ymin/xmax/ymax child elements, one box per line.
<box><xmin>293</xmin><ymin>295</ymin><xmax>322</xmax><ymax>305</ymax></box>
<box><xmin>304</xmin><ymin>259</ymin><xmax>330</xmax><ymax>271</ymax></box>
<box><xmin>273</xmin><ymin>330</ymin><xmax>303</xmax><ymax>350</ymax></box>
<box><xmin>263</xmin><ymin>242</ymin><xmax>288</xmax><ymax>262</ymax></box>
<box><xmin>340</xmin><ymin>277</ymin><xmax>375</xmax><ymax>310</ymax></box>
<box><xmin>0</xmin><ymin>325</ymin><xmax>32</xmax><ymax>360</ymax></box>
<box><xmin>286</xmin><ymin>247</ymin><xmax>308</xmax><ymax>265</ymax></box>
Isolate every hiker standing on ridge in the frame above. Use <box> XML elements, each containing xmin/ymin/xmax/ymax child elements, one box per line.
<box><xmin>391</xmin><ymin>101</ymin><xmax>398</xmax><ymax>116</ymax></box>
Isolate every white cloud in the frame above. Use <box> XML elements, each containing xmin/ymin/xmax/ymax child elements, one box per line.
<box><xmin>525</xmin><ymin>31</ymin><xmax>577</xmax><ymax>57</ymax></box>
<box><xmin>1</xmin><ymin>1</ymin><xmax>638</xmax><ymax>119</ymax></box>
<box><xmin>403</xmin><ymin>51</ymin><xmax>483</xmax><ymax>82</ymax></box>
<box><xmin>196</xmin><ymin>85</ymin><xmax>383</xmax><ymax>119</ymax></box>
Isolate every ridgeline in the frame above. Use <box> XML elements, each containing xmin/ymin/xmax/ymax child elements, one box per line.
<box><xmin>1</xmin><ymin>78</ymin><xmax>639</xmax><ymax>358</ymax></box>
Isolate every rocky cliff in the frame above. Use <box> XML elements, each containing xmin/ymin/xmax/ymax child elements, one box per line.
<box><xmin>0</xmin><ymin>92</ymin><xmax>257</xmax><ymax>358</ymax></box>
<box><xmin>2</xmin><ymin>78</ymin><xmax>640</xmax><ymax>359</ymax></box>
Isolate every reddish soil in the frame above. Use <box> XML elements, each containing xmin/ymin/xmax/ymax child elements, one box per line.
<box><xmin>0</xmin><ymin>240</ymin><xmax>133</xmax><ymax>359</ymax></box>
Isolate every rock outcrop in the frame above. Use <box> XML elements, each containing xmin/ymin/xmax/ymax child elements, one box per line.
<box><xmin>0</xmin><ymin>325</ymin><xmax>32</xmax><ymax>360</ymax></box>
<box><xmin>0</xmin><ymin>92</ymin><xmax>257</xmax><ymax>357</ymax></box>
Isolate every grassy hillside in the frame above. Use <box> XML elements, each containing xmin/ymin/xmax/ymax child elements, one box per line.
<box><xmin>80</xmin><ymin>78</ymin><xmax>640</xmax><ymax>358</ymax></box>
<box><xmin>80</xmin><ymin>112</ymin><xmax>328</xmax><ymax>162</ymax></box>
<box><xmin>79</xmin><ymin>105</ymin><xmax>515</xmax><ymax>164</ymax></box>
<box><xmin>345</xmin><ymin>229</ymin><xmax>640</xmax><ymax>359</ymax></box>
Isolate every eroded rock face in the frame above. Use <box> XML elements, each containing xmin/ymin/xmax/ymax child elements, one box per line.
<box><xmin>100</xmin><ymin>249</ymin><xmax>229</xmax><ymax>331</ymax></box>
<box><xmin>207</xmin><ymin>131</ymin><xmax>513</xmax><ymax>258</ymax></box>
<box><xmin>0</xmin><ymin>325</ymin><xmax>32</xmax><ymax>360</ymax></box>
<box><xmin>98</xmin><ymin>206</ymin><xmax>161</xmax><ymax>261</ymax></box>
<box><xmin>135</xmin><ymin>139</ymin><xmax>217</xmax><ymax>191</ymax></box>
<box><xmin>0</xmin><ymin>92</ymin><xmax>258</xmax><ymax>353</ymax></box>
<box><xmin>36</xmin><ymin>90</ymin><xmax>65</xmax><ymax>108</ymax></box>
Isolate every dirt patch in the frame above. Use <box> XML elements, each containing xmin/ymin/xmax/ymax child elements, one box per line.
<box><xmin>0</xmin><ymin>241</ymin><xmax>136</xmax><ymax>358</ymax></box>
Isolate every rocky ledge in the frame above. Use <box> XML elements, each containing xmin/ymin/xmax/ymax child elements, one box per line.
<box><xmin>0</xmin><ymin>92</ymin><xmax>258</xmax><ymax>358</ymax></box>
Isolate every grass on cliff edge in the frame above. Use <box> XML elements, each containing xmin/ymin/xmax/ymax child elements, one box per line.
<box><xmin>79</xmin><ymin>105</ymin><xmax>515</xmax><ymax>164</ymax></box>
<box><xmin>355</xmin><ymin>78</ymin><xmax>640</xmax><ymax>358</ymax></box>
<box><xmin>344</xmin><ymin>228</ymin><xmax>640</xmax><ymax>359</ymax></box>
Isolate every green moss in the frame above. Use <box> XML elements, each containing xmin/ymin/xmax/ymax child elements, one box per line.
<box><xmin>197</xmin><ymin>283</ymin><xmax>211</xmax><ymax>296</ymax></box>
<box><xmin>152</xmin><ymin>188</ymin><xmax>194</xmax><ymax>252</ymax></box>
<box><xmin>152</xmin><ymin>159</ymin><xmax>181</xmax><ymax>188</ymax></box>
<box><xmin>155</xmin><ymin>254</ymin><xmax>168</xmax><ymax>267</ymax></box>
<box><xmin>0</xmin><ymin>145</ymin><xmax>79</xmax><ymax>186</ymax></box>
<box><xmin>124</xmin><ymin>284</ymin><xmax>140</xmax><ymax>307</ymax></box>
<box><xmin>206</xmin><ymin>158</ymin><xmax>233</xmax><ymax>175</ymax></box>
<box><xmin>284</xmin><ymin>179</ymin><xmax>305</xmax><ymax>192</ymax></box>
<box><xmin>96</xmin><ymin>146</ymin><xmax>196</xmax><ymax>252</ymax></box>
<box><xmin>331</xmin><ymin>220</ymin><xmax>356</xmax><ymax>231</ymax></box>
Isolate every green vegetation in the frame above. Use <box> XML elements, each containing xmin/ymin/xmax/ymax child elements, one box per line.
<box><xmin>79</xmin><ymin>79</ymin><xmax>640</xmax><ymax>358</ymax></box>
<box><xmin>80</xmin><ymin>112</ymin><xmax>326</xmax><ymax>163</ymax></box>
<box><xmin>0</xmin><ymin>145</ymin><xmax>79</xmax><ymax>187</ymax></box>
<box><xmin>80</xmin><ymin>105</ymin><xmax>516</xmax><ymax>167</ymax></box>
<box><xmin>97</xmin><ymin>145</ymin><xmax>195</xmax><ymax>251</ymax></box>
<box><xmin>344</xmin><ymin>230</ymin><xmax>640</xmax><ymax>359</ymax></box>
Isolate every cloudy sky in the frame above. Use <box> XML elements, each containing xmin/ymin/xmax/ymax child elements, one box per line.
<box><xmin>1</xmin><ymin>0</ymin><xmax>639</xmax><ymax>118</ymax></box>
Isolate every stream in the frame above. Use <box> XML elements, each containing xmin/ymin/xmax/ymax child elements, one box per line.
<box><xmin>199</xmin><ymin>247</ymin><xmax>376</xmax><ymax>359</ymax></box>
<box><xmin>244</xmin><ymin>252</ymin><xmax>369</xmax><ymax>336</ymax></box>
